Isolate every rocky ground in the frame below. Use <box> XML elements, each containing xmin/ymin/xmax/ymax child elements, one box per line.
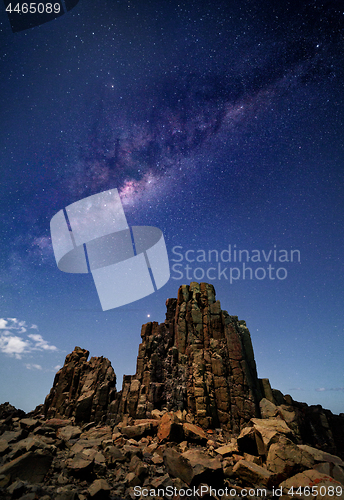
<box><xmin>1</xmin><ymin>400</ymin><xmax>344</xmax><ymax>500</ymax></box>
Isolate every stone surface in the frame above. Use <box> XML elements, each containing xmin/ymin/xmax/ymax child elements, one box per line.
<box><xmin>215</xmin><ymin>439</ymin><xmax>239</xmax><ymax>456</ymax></box>
<box><xmin>88</xmin><ymin>478</ymin><xmax>111</xmax><ymax>498</ymax></box>
<box><xmin>163</xmin><ymin>447</ymin><xmax>193</xmax><ymax>484</ymax></box>
<box><xmin>157</xmin><ymin>412</ymin><xmax>183</xmax><ymax>442</ymax></box>
<box><xmin>116</xmin><ymin>282</ymin><xmax>262</xmax><ymax>432</ymax></box>
<box><xmin>43</xmin><ymin>347</ymin><xmax>117</xmax><ymax>423</ymax></box>
<box><xmin>298</xmin><ymin>445</ymin><xmax>344</xmax><ymax>467</ymax></box>
<box><xmin>182</xmin><ymin>422</ymin><xmax>207</xmax><ymax>443</ymax></box>
<box><xmin>182</xmin><ymin>449</ymin><xmax>223</xmax><ymax>486</ymax></box>
<box><xmin>0</xmin><ymin>450</ymin><xmax>53</xmax><ymax>483</ymax></box>
<box><xmin>280</xmin><ymin>469</ymin><xmax>344</xmax><ymax>499</ymax></box>
<box><xmin>266</xmin><ymin>436</ymin><xmax>314</xmax><ymax>480</ymax></box>
<box><xmin>232</xmin><ymin>459</ymin><xmax>273</xmax><ymax>487</ymax></box>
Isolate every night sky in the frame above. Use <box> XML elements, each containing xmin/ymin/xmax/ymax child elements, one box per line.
<box><xmin>1</xmin><ymin>0</ymin><xmax>343</xmax><ymax>414</ymax></box>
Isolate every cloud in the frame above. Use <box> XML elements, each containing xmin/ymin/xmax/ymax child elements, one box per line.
<box><xmin>0</xmin><ymin>335</ymin><xmax>30</xmax><ymax>359</ymax></box>
<box><xmin>28</xmin><ymin>333</ymin><xmax>57</xmax><ymax>351</ymax></box>
<box><xmin>0</xmin><ymin>318</ymin><xmax>27</xmax><ymax>334</ymax></box>
<box><xmin>315</xmin><ymin>387</ymin><xmax>344</xmax><ymax>392</ymax></box>
<box><xmin>25</xmin><ymin>363</ymin><xmax>42</xmax><ymax>370</ymax></box>
<box><xmin>0</xmin><ymin>318</ymin><xmax>57</xmax><ymax>359</ymax></box>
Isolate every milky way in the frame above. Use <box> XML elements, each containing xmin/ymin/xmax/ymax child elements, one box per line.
<box><xmin>63</xmin><ymin>10</ymin><xmax>342</xmax><ymax>209</ymax></box>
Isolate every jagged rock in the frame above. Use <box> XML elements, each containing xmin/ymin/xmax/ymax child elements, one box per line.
<box><xmin>314</xmin><ymin>463</ymin><xmax>344</xmax><ymax>485</ymax></box>
<box><xmin>232</xmin><ymin>459</ymin><xmax>273</xmax><ymax>487</ymax></box>
<box><xmin>157</xmin><ymin>413</ymin><xmax>184</xmax><ymax>442</ymax></box>
<box><xmin>88</xmin><ymin>478</ymin><xmax>110</xmax><ymax>498</ymax></box>
<box><xmin>56</xmin><ymin>426</ymin><xmax>82</xmax><ymax>441</ymax></box>
<box><xmin>42</xmin><ymin>418</ymin><xmax>72</xmax><ymax>429</ymax></box>
<box><xmin>19</xmin><ymin>419</ymin><xmax>39</xmax><ymax>432</ymax></box>
<box><xmin>121</xmin><ymin>421</ymin><xmax>156</xmax><ymax>440</ymax></box>
<box><xmin>181</xmin><ymin>449</ymin><xmax>223</xmax><ymax>486</ymax></box>
<box><xmin>215</xmin><ymin>439</ymin><xmax>239</xmax><ymax>456</ymax></box>
<box><xmin>259</xmin><ymin>398</ymin><xmax>278</xmax><ymax>418</ymax></box>
<box><xmin>163</xmin><ymin>447</ymin><xmax>193</xmax><ymax>484</ymax></box>
<box><xmin>118</xmin><ymin>282</ymin><xmax>262</xmax><ymax>432</ymax></box>
<box><xmin>0</xmin><ymin>440</ymin><xmax>10</xmax><ymax>456</ymax></box>
<box><xmin>266</xmin><ymin>436</ymin><xmax>314</xmax><ymax>481</ymax></box>
<box><xmin>182</xmin><ymin>422</ymin><xmax>207</xmax><ymax>443</ymax></box>
<box><xmin>103</xmin><ymin>445</ymin><xmax>126</xmax><ymax>468</ymax></box>
<box><xmin>55</xmin><ymin>487</ymin><xmax>80</xmax><ymax>500</ymax></box>
<box><xmin>43</xmin><ymin>347</ymin><xmax>117</xmax><ymax>423</ymax></box>
<box><xmin>0</xmin><ymin>403</ymin><xmax>26</xmax><ymax>421</ymax></box>
<box><xmin>0</xmin><ymin>450</ymin><xmax>53</xmax><ymax>483</ymax></box>
<box><xmin>249</xmin><ymin>418</ymin><xmax>294</xmax><ymax>455</ymax></box>
<box><xmin>280</xmin><ymin>469</ymin><xmax>344</xmax><ymax>498</ymax></box>
<box><xmin>65</xmin><ymin>453</ymin><xmax>94</xmax><ymax>477</ymax></box>
<box><xmin>259</xmin><ymin>379</ymin><xmax>276</xmax><ymax>404</ymax></box>
<box><xmin>7</xmin><ymin>479</ymin><xmax>26</xmax><ymax>497</ymax></box>
<box><xmin>237</xmin><ymin>426</ymin><xmax>260</xmax><ymax>456</ymax></box>
<box><xmin>298</xmin><ymin>445</ymin><xmax>344</xmax><ymax>467</ymax></box>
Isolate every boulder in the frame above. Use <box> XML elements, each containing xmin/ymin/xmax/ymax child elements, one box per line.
<box><xmin>266</xmin><ymin>436</ymin><xmax>314</xmax><ymax>480</ymax></box>
<box><xmin>280</xmin><ymin>469</ymin><xmax>344</xmax><ymax>499</ymax></box>
<box><xmin>88</xmin><ymin>478</ymin><xmax>111</xmax><ymax>498</ymax></box>
<box><xmin>298</xmin><ymin>445</ymin><xmax>344</xmax><ymax>467</ymax></box>
<box><xmin>157</xmin><ymin>413</ymin><xmax>184</xmax><ymax>442</ymax></box>
<box><xmin>163</xmin><ymin>447</ymin><xmax>193</xmax><ymax>485</ymax></box>
<box><xmin>0</xmin><ymin>450</ymin><xmax>53</xmax><ymax>483</ymax></box>
<box><xmin>182</xmin><ymin>449</ymin><xmax>223</xmax><ymax>486</ymax></box>
<box><xmin>232</xmin><ymin>459</ymin><xmax>273</xmax><ymax>487</ymax></box>
<box><xmin>182</xmin><ymin>422</ymin><xmax>207</xmax><ymax>443</ymax></box>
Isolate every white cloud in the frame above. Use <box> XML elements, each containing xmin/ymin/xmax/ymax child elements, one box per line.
<box><xmin>315</xmin><ymin>387</ymin><xmax>344</xmax><ymax>392</ymax></box>
<box><xmin>0</xmin><ymin>318</ymin><xmax>27</xmax><ymax>334</ymax></box>
<box><xmin>0</xmin><ymin>319</ymin><xmax>8</xmax><ymax>329</ymax></box>
<box><xmin>25</xmin><ymin>363</ymin><xmax>42</xmax><ymax>370</ymax></box>
<box><xmin>28</xmin><ymin>333</ymin><xmax>57</xmax><ymax>351</ymax></box>
<box><xmin>0</xmin><ymin>335</ymin><xmax>30</xmax><ymax>359</ymax></box>
<box><xmin>0</xmin><ymin>318</ymin><xmax>57</xmax><ymax>359</ymax></box>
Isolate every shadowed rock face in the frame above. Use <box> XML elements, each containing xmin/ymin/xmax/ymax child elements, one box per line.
<box><xmin>43</xmin><ymin>346</ymin><xmax>117</xmax><ymax>423</ymax></box>
<box><xmin>112</xmin><ymin>282</ymin><xmax>262</xmax><ymax>432</ymax></box>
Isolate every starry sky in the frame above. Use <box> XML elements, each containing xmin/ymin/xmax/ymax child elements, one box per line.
<box><xmin>0</xmin><ymin>0</ymin><xmax>343</xmax><ymax>415</ymax></box>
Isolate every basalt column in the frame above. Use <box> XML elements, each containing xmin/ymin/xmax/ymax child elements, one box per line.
<box><xmin>117</xmin><ymin>282</ymin><xmax>262</xmax><ymax>432</ymax></box>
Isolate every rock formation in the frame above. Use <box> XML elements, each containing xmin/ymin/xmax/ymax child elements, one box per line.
<box><xmin>43</xmin><ymin>347</ymin><xmax>117</xmax><ymax>423</ymax></box>
<box><xmin>112</xmin><ymin>282</ymin><xmax>263</xmax><ymax>432</ymax></box>
<box><xmin>43</xmin><ymin>283</ymin><xmax>263</xmax><ymax>432</ymax></box>
<box><xmin>1</xmin><ymin>282</ymin><xmax>344</xmax><ymax>499</ymax></box>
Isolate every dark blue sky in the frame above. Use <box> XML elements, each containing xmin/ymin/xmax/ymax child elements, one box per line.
<box><xmin>0</xmin><ymin>0</ymin><xmax>343</xmax><ymax>414</ymax></box>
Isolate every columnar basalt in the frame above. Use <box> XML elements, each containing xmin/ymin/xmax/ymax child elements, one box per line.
<box><xmin>111</xmin><ymin>282</ymin><xmax>263</xmax><ymax>432</ymax></box>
